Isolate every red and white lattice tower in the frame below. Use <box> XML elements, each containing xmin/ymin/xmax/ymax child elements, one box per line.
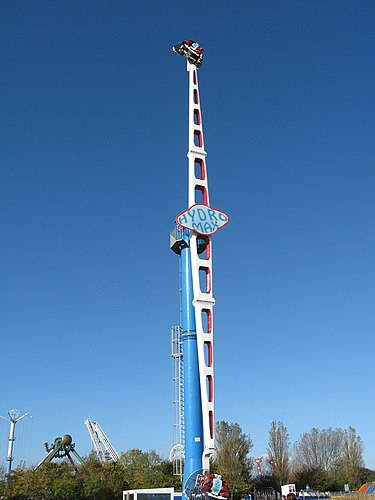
<box><xmin>171</xmin><ymin>41</ymin><xmax>229</xmax><ymax>482</ymax></box>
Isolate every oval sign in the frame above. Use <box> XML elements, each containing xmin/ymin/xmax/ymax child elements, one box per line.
<box><xmin>176</xmin><ymin>204</ymin><xmax>229</xmax><ymax>235</ymax></box>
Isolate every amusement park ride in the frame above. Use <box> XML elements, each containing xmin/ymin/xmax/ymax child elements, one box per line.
<box><xmin>85</xmin><ymin>418</ymin><xmax>119</xmax><ymax>464</ymax></box>
<box><xmin>36</xmin><ymin>434</ymin><xmax>83</xmax><ymax>469</ymax></box>
<box><xmin>32</xmin><ymin>420</ymin><xmax>117</xmax><ymax>469</ymax></box>
<box><xmin>1</xmin><ymin>41</ymin><xmax>230</xmax><ymax>500</ymax></box>
<box><xmin>170</xmin><ymin>40</ymin><xmax>229</xmax><ymax>499</ymax></box>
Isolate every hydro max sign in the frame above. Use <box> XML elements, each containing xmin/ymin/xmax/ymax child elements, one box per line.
<box><xmin>176</xmin><ymin>204</ymin><xmax>229</xmax><ymax>235</ymax></box>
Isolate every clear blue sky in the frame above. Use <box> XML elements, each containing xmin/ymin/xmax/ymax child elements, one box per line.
<box><xmin>1</xmin><ymin>0</ymin><xmax>374</xmax><ymax>473</ymax></box>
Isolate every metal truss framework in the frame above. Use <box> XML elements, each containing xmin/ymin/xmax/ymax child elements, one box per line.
<box><xmin>85</xmin><ymin>418</ymin><xmax>119</xmax><ymax>464</ymax></box>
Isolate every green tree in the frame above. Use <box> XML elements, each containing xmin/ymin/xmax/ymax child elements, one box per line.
<box><xmin>3</xmin><ymin>462</ymin><xmax>83</xmax><ymax>499</ymax></box>
<box><xmin>292</xmin><ymin>466</ymin><xmax>339</xmax><ymax>492</ymax></box>
<box><xmin>213</xmin><ymin>421</ymin><xmax>253</xmax><ymax>500</ymax></box>
<box><xmin>342</xmin><ymin>427</ymin><xmax>364</xmax><ymax>489</ymax></box>
<box><xmin>293</xmin><ymin>427</ymin><xmax>344</xmax><ymax>473</ymax></box>
<box><xmin>267</xmin><ymin>421</ymin><xmax>290</xmax><ymax>487</ymax></box>
<box><xmin>120</xmin><ymin>448</ymin><xmax>173</xmax><ymax>489</ymax></box>
<box><xmin>79</xmin><ymin>453</ymin><xmax>126</xmax><ymax>499</ymax></box>
<box><xmin>358</xmin><ymin>467</ymin><xmax>375</xmax><ymax>484</ymax></box>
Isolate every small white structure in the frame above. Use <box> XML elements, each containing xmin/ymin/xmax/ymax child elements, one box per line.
<box><xmin>123</xmin><ymin>488</ymin><xmax>176</xmax><ymax>500</ymax></box>
<box><xmin>281</xmin><ymin>485</ymin><xmax>297</xmax><ymax>497</ymax></box>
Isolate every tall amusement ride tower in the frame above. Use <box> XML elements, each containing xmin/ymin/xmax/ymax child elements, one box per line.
<box><xmin>170</xmin><ymin>40</ymin><xmax>229</xmax><ymax>496</ymax></box>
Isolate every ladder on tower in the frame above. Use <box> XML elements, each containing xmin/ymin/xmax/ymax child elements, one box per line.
<box><xmin>84</xmin><ymin>418</ymin><xmax>119</xmax><ymax>463</ymax></box>
<box><xmin>170</xmin><ymin>324</ymin><xmax>184</xmax><ymax>479</ymax></box>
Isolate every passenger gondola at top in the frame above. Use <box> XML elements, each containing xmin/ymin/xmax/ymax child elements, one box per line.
<box><xmin>172</xmin><ymin>39</ymin><xmax>204</xmax><ymax>67</ymax></box>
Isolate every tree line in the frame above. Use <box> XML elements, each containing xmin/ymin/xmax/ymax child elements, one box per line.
<box><xmin>214</xmin><ymin>421</ymin><xmax>375</xmax><ymax>499</ymax></box>
<box><xmin>0</xmin><ymin>421</ymin><xmax>374</xmax><ymax>499</ymax></box>
<box><xmin>0</xmin><ymin>449</ymin><xmax>181</xmax><ymax>499</ymax></box>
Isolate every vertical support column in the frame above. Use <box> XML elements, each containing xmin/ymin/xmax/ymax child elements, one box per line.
<box><xmin>6</xmin><ymin>420</ymin><xmax>16</xmax><ymax>475</ymax></box>
<box><xmin>181</xmin><ymin>227</ymin><xmax>204</xmax><ymax>493</ymax></box>
<box><xmin>174</xmin><ymin>56</ymin><xmax>220</xmax><ymax>495</ymax></box>
<box><xmin>187</xmin><ymin>64</ymin><xmax>215</xmax><ymax>472</ymax></box>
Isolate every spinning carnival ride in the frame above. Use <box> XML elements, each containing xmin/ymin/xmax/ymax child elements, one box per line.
<box><xmin>36</xmin><ymin>434</ymin><xmax>83</xmax><ymax>469</ymax></box>
<box><xmin>170</xmin><ymin>41</ymin><xmax>229</xmax><ymax>498</ymax></box>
